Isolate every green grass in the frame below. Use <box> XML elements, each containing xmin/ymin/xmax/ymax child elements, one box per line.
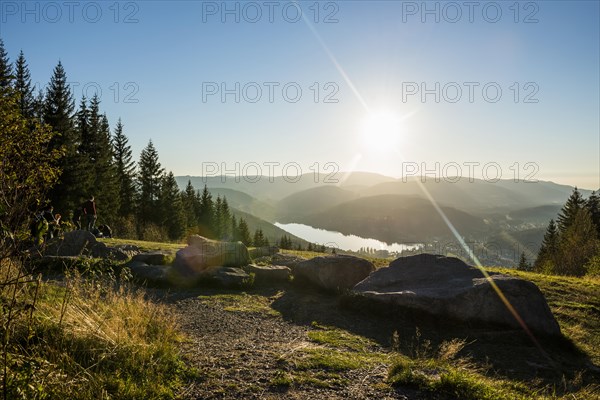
<box><xmin>99</xmin><ymin>237</ymin><xmax>185</xmax><ymax>255</ymax></box>
<box><xmin>388</xmin><ymin>356</ymin><xmax>532</xmax><ymax>400</ymax></box>
<box><xmin>280</xmin><ymin>323</ymin><xmax>391</xmax><ymax>389</ymax></box>
<box><xmin>198</xmin><ymin>292</ymin><xmax>282</xmax><ymax>317</ymax></box>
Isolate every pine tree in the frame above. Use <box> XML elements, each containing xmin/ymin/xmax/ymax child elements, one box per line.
<box><xmin>94</xmin><ymin>114</ymin><xmax>120</xmax><ymax>224</ymax></box>
<box><xmin>14</xmin><ymin>50</ymin><xmax>34</xmax><ymax>118</ymax></box>
<box><xmin>586</xmin><ymin>190</ymin><xmax>600</xmax><ymax>238</ymax></box>
<box><xmin>198</xmin><ymin>185</ymin><xmax>214</xmax><ymax>237</ymax></box>
<box><xmin>159</xmin><ymin>172</ymin><xmax>186</xmax><ymax>241</ymax></box>
<box><xmin>557</xmin><ymin>188</ymin><xmax>585</xmax><ymax>234</ymax></box>
<box><xmin>237</xmin><ymin>218</ymin><xmax>252</xmax><ymax>246</ymax></box>
<box><xmin>182</xmin><ymin>180</ymin><xmax>198</xmax><ymax>228</ymax></box>
<box><xmin>0</xmin><ymin>38</ymin><xmax>12</xmax><ymax>89</ymax></box>
<box><xmin>220</xmin><ymin>197</ymin><xmax>232</xmax><ymax>239</ymax></box>
<box><xmin>517</xmin><ymin>252</ymin><xmax>531</xmax><ymax>271</ymax></box>
<box><xmin>534</xmin><ymin>219</ymin><xmax>558</xmax><ymax>273</ymax></box>
<box><xmin>44</xmin><ymin>61</ymin><xmax>84</xmax><ymax>215</ymax></box>
<box><xmin>556</xmin><ymin>208</ymin><xmax>598</xmax><ymax>276</ymax></box>
<box><xmin>231</xmin><ymin>215</ymin><xmax>239</xmax><ymax>241</ymax></box>
<box><xmin>74</xmin><ymin>97</ymin><xmax>93</xmax><ymax>193</ymax></box>
<box><xmin>214</xmin><ymin>196</ymin><xmax>222</xmax><ymax>238</ymax></box>
<box><xmin>137</xmin><ymin>140</ymin><xmax>164</xmax><ymax>227</ymax></box>
<box><xmin>112</xmin><ymin>118</ymin><xmax>137</xmax><ymax>217</ymax></box>
<box><xmin>253</xmin><ymin>229</ymin><xmax>265</xmax><ymax>247</ymax></box>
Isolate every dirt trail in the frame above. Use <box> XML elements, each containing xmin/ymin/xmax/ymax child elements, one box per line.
<box><xmin>154</xmin><ymin>287</ymin><xmax>421</xmax><ymax>400</ymax></box>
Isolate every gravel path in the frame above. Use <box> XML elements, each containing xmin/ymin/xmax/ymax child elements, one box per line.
<box><xmin>153</xmin><ymin>287</ymin><xmax>422</xmax><ymax>400</ymax></box>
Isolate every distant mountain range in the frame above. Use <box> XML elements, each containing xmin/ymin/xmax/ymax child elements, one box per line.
<box><xmin>175</xmin><ymin>172</ymin><xmax>596</xmax><ymax>264</ymax></box>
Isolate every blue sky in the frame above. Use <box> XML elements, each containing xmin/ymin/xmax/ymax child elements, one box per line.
<box><xmin>2</xmin><ymin>1</ymin><xmax>599</xmax><ymax>189</ymax></box>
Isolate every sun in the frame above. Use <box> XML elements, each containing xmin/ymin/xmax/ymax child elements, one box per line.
<box><xmin>359</xmin><ymin>110</ymin><xmax>403</xmax><ymax>153</ymax></box>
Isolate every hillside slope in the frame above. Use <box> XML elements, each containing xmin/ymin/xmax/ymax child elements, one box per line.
<box><xmin>298</xmin><ymin>194</ymin><xmax>488</xmax><ymax>243</ymax></box>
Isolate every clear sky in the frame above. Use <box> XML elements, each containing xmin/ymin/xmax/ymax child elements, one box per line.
<box><xmin>2</xmin><ymin>0</ymin><xmax>599</xmax><ymax>189</ymax></box>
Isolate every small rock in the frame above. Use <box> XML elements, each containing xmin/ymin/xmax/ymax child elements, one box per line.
<box><xmin>131</xmin><ymin>251</ymin><xmax>170</xmax><ymax>266</ymax></box>
<box><xmin>214</xmin><ymin>267</ymin><xmax>251</xmax><ymax>288</ymax></box>
<box><xmin>244</xmin><ymin>264</ymin><xmax>291</xmax><ymax>282</ymax></box>
<box><xmin>129</xmin><ymin>262</ymin><xmax>169</xmax><ymax>285</ymax></box>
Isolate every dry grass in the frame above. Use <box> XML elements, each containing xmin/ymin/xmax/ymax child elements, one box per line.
<box><xmin>0</xmin><ymin>259</ymin><xmax>193</xmax><ymax>399</ymax></box>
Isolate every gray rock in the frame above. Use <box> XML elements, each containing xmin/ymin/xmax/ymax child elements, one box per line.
<box><xmin>172</xmin><ymin>235</ymin><xmax>251</xmax><ymax>279</ymax></box>
<box><xmin>90</xmin><ymin>242</ymin><xmax>129</xmax><ymax>261</ymax></box>
<box><xmin>353</xmin><ymin>254</ymin><xmax>561</xmax><ymax>336</ymax></box>
<box><xmin>295</xmin><ymin>255</ymin><xmax>375</xmax><ymax>291</ymax></box>
<box><xmin>214</xmin><ymin>267</ymin><xmax>251</xmax><ymax>288</ymax></box>
<box><xmin>45</xmin><ymin>230</ymin><xmax>97</xmax><ymax>257</ymax></box>
<box><xmin>244</xmin><ymin>264</ymin><xmax>291</xmax><ymax>282</ymax></box>
<box><xmin>115</xmin><ymin>244</ymin><xmax>141</xmax><ymax>258</ymax></box>
<box><xmin>128</xmin><ymin>261</ymin><xmax>169</xmax><ymax>284</ymax></box>
<box><xmin>42</xmin><ymin>230</ymin><xmax>130</xmax><ymax>261</ymax></box>
<box><xmin>271</xmin><ymin>253</ymin><xmax>307</xmax><ymax>272</ymax></box>
<box><xmin>131</xmin><ymin>251</ymin><xmax>170</xmax><ymax>266</ymax></box>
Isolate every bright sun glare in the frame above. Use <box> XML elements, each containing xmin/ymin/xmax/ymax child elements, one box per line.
<box><xmin>360</xmin><ymin>110</ymin><xmax>403</xmax><ymax>153</ymax></box>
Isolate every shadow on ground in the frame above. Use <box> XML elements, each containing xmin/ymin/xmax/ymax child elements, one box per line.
<box><xmin>150</xmin><ymin>281</ymin><xmax>600</xmax><ymax>396</ymax></box>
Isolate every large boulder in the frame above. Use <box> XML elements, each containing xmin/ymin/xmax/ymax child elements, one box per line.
<box><xmin>40</xmin><ymin>230</ymin><xmax>129</xmax><ymax>260</ymax></box>
<box><xmin>171</xmin><ymin>235</ymin><xmax>251</xmax><ymax>283</ymax></box>
<box><xmin>353</xmin><ymin>254</ymin><xmax>561</xmax><ymax>336</ymax></box>
<box><xmin>44</xmin><ymin>230</ymin><xmax>97</xmax><ymax>257</ymax></box>
<box><xmin>295</xmin><ymin>255</ymin><xmax>375</xmax><ymax>291</ymax></box>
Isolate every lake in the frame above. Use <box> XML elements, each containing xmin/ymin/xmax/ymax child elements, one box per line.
<box><xmin>274</xmin><ymin>222</ymin><xmax>421</xmax><ymax>253</ymax></box>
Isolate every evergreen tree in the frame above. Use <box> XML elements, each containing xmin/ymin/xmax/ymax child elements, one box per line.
<box><xmin>556</xmin><ymin>208</ymin><xmax>598</xmax><ymax>276</ymax></box>
<box><xmin>586</xmin><ymin>190</ymin><xmax>600</xmax><ymax>238</ymax></box>
<box><xmin>0</xmin><ymin>38</ymin><xmax>12</xmax><ymax>89</ymax></box>
<box><xmin>237</xmin><ymin>218</ymin><xmax>252</xmax><ymax>246</ymax></box>
<box><xmin>517</xmin><ymin>252</ymin><xmax>531</xmax><ymax>271</ymax></box>
<box><xmin>308</xmin><ymin>243</ymin><xmax>313</xmax><ymax>251</ymax></box>
<box><xmin>219</xmin><ymin>197</ymin><xmax>232</xmax><ymax>239</ymax></box>
<box><xmin>112</xmin><ymin>118</ymin><xmax>137</xmax><ymax>217</ymax></box>
<box><xmin>159</xmin><ymin>171</ymin><xmax>186</xmax><ymax>240</ymax></box>
<box><xmin>94</xmin><ymin>114</ymin><xmax>120</xmax><ymax>223</ymax></box>
<box><xmin>534</xmin><ymin>219</ymin><xmax>559</xmax><ymax>272</ymax></box>
<box><xmin>137</xmin><ymin>140</ymin><xmax>164</xmax><ymax>227</ymax></box>
<box><xmin>214</xmin><ymin>195</ymin><xmax>222</xmax><ymax>238</ymax></box>
<box><xmin>253</xmin><ymin>228</ymin><xmax>265</xmax><ymax>247</ymax></box>
<box><xmin>198</xmin><ymin>185</ymin><xmax>214</xmax><ymax>237</ymax></box>
<box><xmin>14</xmin><ymin>50</ymin><xmax>34</xmax><ymax>118</ymax></box>
<box><xmin>182</xmin><ymin>180</ymin><xmax>198</xmax><ymax>228</ymax></box>
<box><xmin>44</xmin><ymin>61</ymin><xmax>85</xmax><ymax>215</ymax></box>
<box><xmin>74</xmin><ymin>97</ymin><xmax>93</xmax><ymax>193</ymax></box>
<box><xmin>231</xmin><ymin>215</ymin><xmax>239</xmax><ymax>241</ymax></box>
<box><xmin>557</xmin><ymin>188</ymin><xmax>585</xmax><ymax>234</ymax></box>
